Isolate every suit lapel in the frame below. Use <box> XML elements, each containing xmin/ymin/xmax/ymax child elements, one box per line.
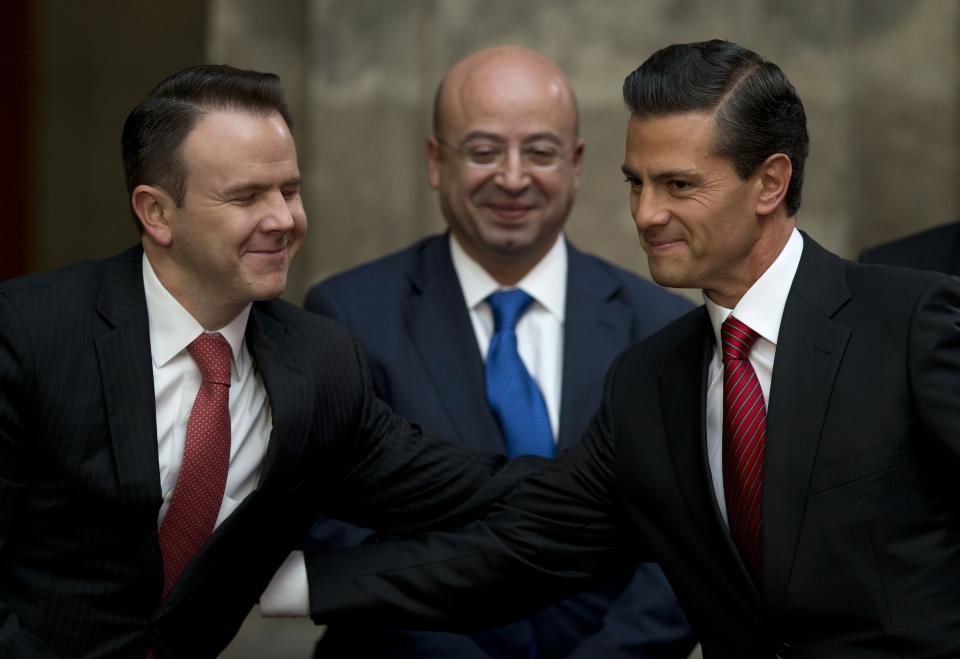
<box><xmin>763</xmin><ymin>234</ymin><xmax>851</xmax><ymax>608</ymax></box>
<box><xmin>247</xmin><ymin>303</ymin><xmax>310</xmax><ymax>491</ymax></box>
<box><xmin>401</xmin><ymin>237</ymin><xmax>504</xmax><ymax>453</ymax></box>
<box><xmin>95</xmin><ymin>247</ymin><xmax>163</xmax><ymax>521</ymax></box>
<box><xmin>558</xmin><ymin>245</ymin><xmax>635</xmax><ymax>450</ymax></box>
<box><xmin>661</xmin><ymin>311</ymin><xmax>763</xmax><ymax>608</ymax></box>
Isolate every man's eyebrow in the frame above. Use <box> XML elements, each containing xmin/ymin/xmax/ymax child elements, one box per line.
<box><xmin>521</xmin><ymin>132</ymin><xmax>563</xmax><ymax>145</ymax></box>
<box><xmin>650</xmin><ymin>168</ymin><xmax>699</xmax><ymax>182</ymax></box>
<box><xmin>459</xmin><ymin>131</ymin><xmax>563</xmax><ymax>145</ymax></box>
<box><xmin>620</xmin><ymin>165</ymin><xmax>701</xmax><ymax>181</ymax></box>
<box><xmin>460</xmin><ymin>130</ymin><xmax>505</xmax><ymax>144</ymax></box>
<box><xmin>222</xmin><ymin>177</ymin><xmax>302</xmax><ymax>196</ymax></box>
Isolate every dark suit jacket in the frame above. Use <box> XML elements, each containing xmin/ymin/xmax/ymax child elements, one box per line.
<box><xmin>307</xmin><ymin>234</ymin><xmax>960</xmax><ymax>658</ymax></box>
<box><xmin>859</xmin><ymin>220</ymin><xmax>960</xmax><ymax>275</ymax></box>
<box><xmin>303</xmin><ymin>235</ymin><xmax>694</xmax><ymax>659</ymax></box>
<box><xmin>0</xmin><ymin>246</ymin><xmax>531</xmax><ymax>659</ymax></box>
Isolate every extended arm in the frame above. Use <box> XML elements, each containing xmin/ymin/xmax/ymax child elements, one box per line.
<box><xmin>306</xmin><ymin>362</ymin><xmax>637</xmax><ymax>632</ymax></box>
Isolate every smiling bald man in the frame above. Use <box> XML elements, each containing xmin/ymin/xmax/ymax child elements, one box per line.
<box><xmin>301</xmin><ymin>46</ymin><xmax>695</xmax><ymax>659</ymax></box>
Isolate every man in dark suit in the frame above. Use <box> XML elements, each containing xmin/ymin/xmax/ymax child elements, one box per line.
<box><xmin>306</xmin><ymin>40</ymin><xmax>960</xmax><ymax>658</ymax></box>
<box><xmin>304</xmin><ymin>46</ymin><xmax>694</xmax><ymax>658</ymax></box>
<box><xmin>859</xmin><ymin>221</ymin><xmax>960</xmax><ymax>274</ymax></box>
<box><xmin>0</xmin><ymin>65</ymin><xmax>530</xmax><ymax>659</ymax></box>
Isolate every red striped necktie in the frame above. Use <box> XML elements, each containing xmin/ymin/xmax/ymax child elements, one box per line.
<box><xmin>721</xmin><ymin>315</ymin><xmax>765</xmax><ymax>579</ymax></box>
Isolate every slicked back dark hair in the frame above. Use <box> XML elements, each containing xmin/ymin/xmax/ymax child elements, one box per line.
<box><xmin>121</xmin><ymin>64</ymin><xmax>293</xmax><ymax>231</ymax></box>
<box><xmin>623</xmin><ymin>40</ymin><xmax>809</xmax><ymax>216</ymax></box>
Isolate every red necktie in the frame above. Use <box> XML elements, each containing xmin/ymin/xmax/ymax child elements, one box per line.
<box><xmin>158</xmin><ymin>332</ymin><xmax>232</xmax><ymax>598</ymax></box>
<box><xmin>721</xmin><ymin>316</ymin><xmax>765</xmax><ymax>579</ymax></box>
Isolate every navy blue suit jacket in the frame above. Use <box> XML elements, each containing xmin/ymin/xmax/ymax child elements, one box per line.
<box><xmin>304</xmin><ymin>235</ymin><xmax>695</xmax><ymax>659</ymax></box>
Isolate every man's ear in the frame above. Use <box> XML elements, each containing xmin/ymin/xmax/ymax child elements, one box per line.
<box><xmin>425</xmin><ymin>136</ymin><xmax>443</xmax><ymax>190</ymax></box>
<box><xmin>132</xmin><ymin>184</ymin><xmax>177</xmax><ymax>246</ymax></box>
<box><xmin>754</xmin><ymin>153</ymin><xmax>792</xmax><ymax>217</ymax></box>
<box><xmin>569</xmin><ymin>138</ymin><xmax>586</xmax><ymax>191</ymax></box>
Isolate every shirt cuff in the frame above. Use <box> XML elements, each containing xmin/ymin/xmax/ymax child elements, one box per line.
<box><xmin>259</xmin><ymin>550</ymin><xmax>310</xmax><ymax>616</ymax></box>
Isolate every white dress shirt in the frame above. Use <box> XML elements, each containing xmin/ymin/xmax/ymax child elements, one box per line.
<box><xmin>144</xmin><ymin>255</ymin><xmax>309</xmax><ymax>615</ymax></box>
<box><xmin>143</xmin><ymin>254</ymin><xmax>273</xmax><ymax>528</ymax></box>
<box><xmin>703</xmin><ymin>228</ymin><xmax>803</xmax><ymax>524</ymax></box>
<box><xmin>449</xmin><ymin>231</ymin><xmax>567</xmax><ymax>441</ymax></box>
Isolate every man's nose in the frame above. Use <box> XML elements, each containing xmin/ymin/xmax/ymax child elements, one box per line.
<box><xmin>262</xmin><ymin>190</ymin><xmax>296</xmax><ymax>231</ymax></box>
<box><xmin>631</xmin><ymin>188</ymin><xmax>670</xmax><ymax>230</ymax></box>
<box><xmin>494</xmin><ymin>148</ymin><xmax>531</xmax><ymax>193</ymax></box>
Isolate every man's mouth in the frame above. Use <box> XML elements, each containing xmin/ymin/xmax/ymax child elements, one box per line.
<box><xmin>644</xmin><ymin>236</ymin><xmax>684</xmax><ymax>253</ymax></box>
<box><xmin>246</xmin><ymin>245</ymin><xmax>288</xmax><ymax>263</ymax></box>
<box><xmin>486</xmin><ymin>203</ymin><xmax>535</xmax><ymax>220</ymax></box>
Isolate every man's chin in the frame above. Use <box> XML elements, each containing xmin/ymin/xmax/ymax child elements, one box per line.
<box><xmin>247</xmin><ymin>275</ymin><xmax>288</xmax><ymax>302</ymax></box>
<box><xmin>646</xmin><ymin>264</ymin><xmax>691</xmax><ymax>291</ymax></box>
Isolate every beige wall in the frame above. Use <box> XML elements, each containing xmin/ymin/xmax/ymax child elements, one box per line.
<box><xmin>208</xmin><ymin>0</ymin><xmax>960</xmax><ymax>306</ymax></box>
<box><xmin>32</xmin><ymin>0</ymin><xmax>207</xmax><ymax>271</ymax></box>
<box><xmin>31</xmin><ymin>1</ymin><xmax>960</xmax><ymax>301</ymax></box>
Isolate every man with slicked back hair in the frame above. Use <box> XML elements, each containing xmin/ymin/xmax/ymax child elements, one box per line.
<box><xmin>306</xmin><ymin>40</ymin><xmax>960</xmax><ymax>658</ymax></box>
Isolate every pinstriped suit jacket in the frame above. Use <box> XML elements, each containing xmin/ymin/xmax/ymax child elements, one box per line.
<box><xmin>0</xmin><ymin>245</ymin><xmax>522</xmax><ymax>659</ymax></box>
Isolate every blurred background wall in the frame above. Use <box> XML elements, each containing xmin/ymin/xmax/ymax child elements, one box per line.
<box><xmin>12</xmin><ymin>0</ymin><xmax>960</xmax><ymax>300</ymax></box>
<box><xmin>9</xmin><ymin>0</ymin><xmax>960</xmax><ymax>655</ymax></box>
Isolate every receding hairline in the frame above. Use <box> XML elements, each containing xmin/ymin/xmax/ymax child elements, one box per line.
<box><xmin>173</xmin><ymin>106</ymin><xmax>294</xmax><ymax>193</ymax></box>
<box><xmin>432</xmin><ymin>46</ymin><xmax>580</xmax><ymax>138</ymax></box>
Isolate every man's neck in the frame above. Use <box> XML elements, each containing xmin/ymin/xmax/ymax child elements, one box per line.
<box><xmin>143</xmin><ymin>248</ymin><xmax>246</xmax><ymax>331</ymax></box>
<box><xmin>703</xmin><ymin>217</ymin><xmax>796</xmax><ymax>308</ymax></box>
<box><xmin>451</xmin><ymin>234</ymin><xmax>557</xmax><ymax>287</ymax></box>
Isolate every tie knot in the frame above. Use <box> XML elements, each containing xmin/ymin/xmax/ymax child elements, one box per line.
<box><xmin>187</xmin><ymin>333</ymin><xmax>232</xmax><ymax>385</ymax></box>
<box><xmin>487</xmin><ymin>289</ymin><xmax>534</xmax><ymax>332</ymax></box>
<box><xmin>721</xmin><ymin>316</ymin><xmax>759</xmax><ymax>363</ymax></box>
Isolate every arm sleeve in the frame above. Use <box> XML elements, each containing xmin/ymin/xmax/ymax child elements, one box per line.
<box><xmin>315</xmin><ymin>328</ymin><xmax>550</xmax><ymax>535</ymax></box>
<box><xmin>907</xmin><ymin>275</ymin><xmax>960</xmax><ymax>488</ymax></box>
<box><xmin>305</xmin><ymin>354</ymin><xmax>638</xmax><ymax>633</ymax></box>
<box><xmin>0</xmin><ymin>292</ymin><xmax>50</xmax><ymax>658</ymax></box>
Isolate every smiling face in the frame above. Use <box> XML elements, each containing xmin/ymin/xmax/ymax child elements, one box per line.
<box><xmin>427</xmin><ymin>47</ymin><xmax>584</xmax><ymax>284</ymax></box>
<box><xmin>144</xmin><ymin>109</ymin><xmax>305</xmax><ymax>327</ymax></box>
<box><xmin>622</xmin><ymin>112</ymin><xmax>792</xmax><ymax>307</ymax></box>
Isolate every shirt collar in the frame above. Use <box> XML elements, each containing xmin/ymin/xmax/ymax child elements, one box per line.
<box><xmin>449</xmin><ymin>232</ymin><xmax>567</xmax><ymax>321</ymax></box>
<box><xmin>142</xmin><ymin>253</ymin><xmax>250</xmax><ymax>375</ymax></box>
<box><xmin>704</xmin><ymin>227</ymin><xmax>804</xmax><ymax>347</ymax></box>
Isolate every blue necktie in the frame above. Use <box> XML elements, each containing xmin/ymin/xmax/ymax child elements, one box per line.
<box><xmin>485</xmin><ymin>290</ymin><xmax>555</xmax><ymax>459</ymax></box>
